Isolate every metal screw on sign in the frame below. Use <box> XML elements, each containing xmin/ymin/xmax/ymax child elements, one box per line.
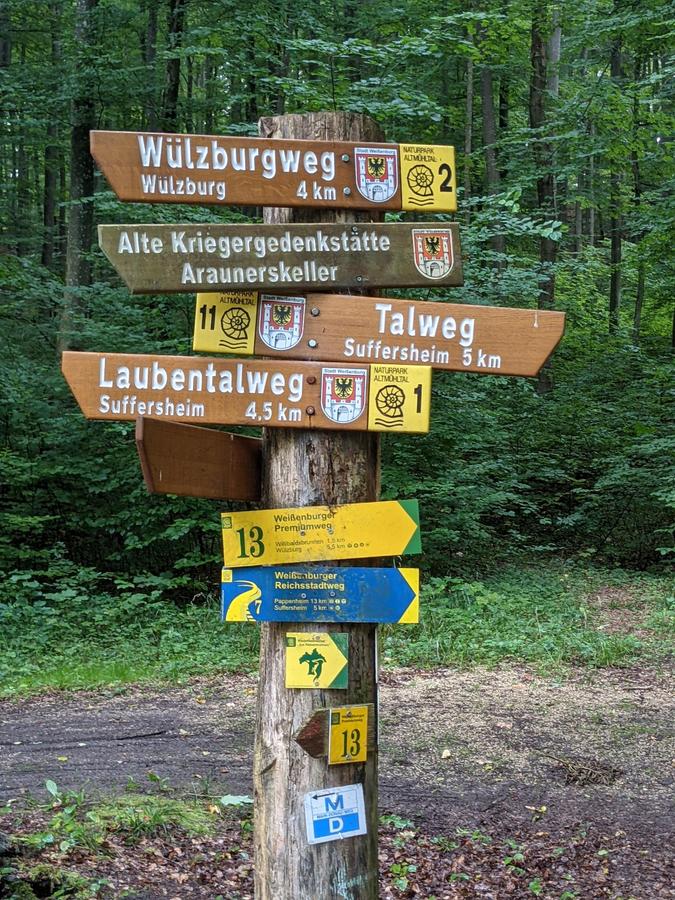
<box><xmin>341</xmin><ymin>153</ymin><xmax>350</xmax><ymax>162</ymax></box>
<box><xmin>305</xmin><ymin>406</ymin><xmax>316</xmax><ymax>415</ymax></box>
<box><xmin>310</xmin><ymin>307</ymin><xmax>320</xmax><ymax>317</ymax></box>
<box><xmin>308</xmin><ymin>340</ymin><xmax>318</xmax><ymax>349</ymax></box>
<box><xmin>343</xmin><ymin>187</ymin><xmax>352</xmax><ymax>196</ymax></box>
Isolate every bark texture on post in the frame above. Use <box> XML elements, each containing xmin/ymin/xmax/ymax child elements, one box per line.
<box><xmin>254</xmin><ymin>112</ymin><xmax>381</xmax><ymax>900</ymax></box>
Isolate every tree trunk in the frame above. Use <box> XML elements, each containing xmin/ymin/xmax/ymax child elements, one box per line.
<box><xmin>42</xmin><ymin>123</ymin><xmax>59</xmax><ymax>268</ymax></box>
<box><xmin>529</xmin><ymin>3</ymin><xmax>559</xmax><ymax>394</ymax></box>
<box><xmin>608</xmin><ymin>32</ymin><xmax>622</xmax><ymax>334</ymax></box>
<box><xmin>59</xmin><ymin>0</ymin><xmax>98</xmax><ymax>353</ymax></box>
<box><xmin>463</xmin><ymin>53</ymin><xmax>473</xmax><ymax>223</ymax></box>
<box><xmin>587</xmin><ymin>121</ymin><xmax>596</xmax><ymax>246</ymax></box>
<box><xmin>630</xmin><ymin>57</ymin><xmax>644</xmax><ymax>345</ymax></box>
<box><xmin>254</xmin><ymin>111</ymin><xmax>381</xmax><ymax>900</ymax></box>
<box><xmin>42</xmin><ymin>4</ymin><xmax>61</xmax><ymax>268</ymax></box>
<box><xmin>143</xmin><ymin>0</ymin><xmax>159</xmax><ymax>130</ymax></box>
<box><xmin>480</xmin><ymin>63</ymin><xmax>506</xmax><ymax>263</ymax></box>
<box><xmin>162</xmin><ymin>0</ymin><xmax>187</xmax><ymax>131</ymax></box>
<box><xmin>0</xmin><ymin>0</ymin><xmax>10</xmax><ymax>68</ymax></box>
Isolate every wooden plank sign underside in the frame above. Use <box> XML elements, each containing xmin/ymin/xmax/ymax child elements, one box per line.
<box><xmin>91</xmin><ymin>130</ymin><xmax>457</xmax><ymax>211</ymax></box>
<box><xmin>193</xmin><ymin>292</ymin><xmax>566</xmax><ymax>378</ymax></box>
<box><xmin>62</xmin><ymin>351</ymin><xmax>432</xmax><ymax>434</ymax></box>
<box><xmin>97</xmin><ymin>222</ymin><xmax>463</xmax><ymax>293</ymax></box>
<box><xmin>135</xmin><ymin>417</ymin><xmax>261</xmax><ymax>500</ymax></box>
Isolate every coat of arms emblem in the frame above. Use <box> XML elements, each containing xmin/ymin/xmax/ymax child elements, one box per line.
<box><xmin>320</xmin><ymin>368</ymin><xmax>367</xmax><ymax>424</ymax></box>
<box><xmin>411</xmin><ymin>228</ymin><xmax>454</xmax><ymax>279</ymax></box>
<box><xmin>354</xmin><ymin>147</ymin><xmax>398</xmax><ymax>203</ymax></box>
<box><xmin>258</xmin><ymin>294</ymin><xmax>305</xmax><ymax>350</ymax></box>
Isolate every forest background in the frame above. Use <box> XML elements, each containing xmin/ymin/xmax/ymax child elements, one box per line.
<box><xmin>0</xmin><ymin>0</ymin><xmax>673</xmax><ymax>694</ymax></box>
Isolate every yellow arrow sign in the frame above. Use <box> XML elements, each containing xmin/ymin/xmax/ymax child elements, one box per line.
<box><xmin>285</xmin><ymin>633</ymin><xmax>348</xmax><ymax>689</ymax></box>
<box><xmin>221</xmin><ymin>499</ymin><xmax>421</xmax><ymax>567</ymax></box>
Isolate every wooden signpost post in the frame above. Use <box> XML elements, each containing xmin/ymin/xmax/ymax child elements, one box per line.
<box><xmin>97</xmin><ymin>222</ymin><xmax>463</xmax><ymax>293</ymax></box>
<box><xmin>62</xmin><ymin>109</ymin><xmax>565</xmax><ymax>900</ymax></box>
<box><xmin>91</xmin><ymin>129</ymin><xmax>457</xmax><ymax>212</ymax></box>
<box><xmin>193</xmin><ymin>290</ymin><xmax>565</xmax><ymax>377</ymax></box>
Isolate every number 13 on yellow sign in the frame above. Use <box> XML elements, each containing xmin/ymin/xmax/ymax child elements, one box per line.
<box><xmin>328</xmin><ymin>706</ymin><xmax>369</xmax><ymax>765</ymax></box>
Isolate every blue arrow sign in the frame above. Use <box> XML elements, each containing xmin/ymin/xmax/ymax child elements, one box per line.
<box><xmin>221</xmin><ymin>565</ymin><xmax>419</xmax><ymax>623</ymax></box>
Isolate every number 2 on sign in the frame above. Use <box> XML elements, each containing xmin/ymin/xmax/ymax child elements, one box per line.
<box><xmin>236</xmin><ymin>526</ymin><xmax>265</xmax><ymax>559</ymax></box>
<box><xmin>328</xmin><ymin>705</ymin><xmax>368</xmax><ymax>765</ymax></box>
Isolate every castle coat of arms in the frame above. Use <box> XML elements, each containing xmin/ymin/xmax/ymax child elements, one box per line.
<box><xmin>354</xmin><ymin>147</ymin><xmax>398</xmax><ymax>203</ymax></box>
<box><xmin>411</xmin><ymin>228</ymin><xmax>454</xmax><ymax>279</ymax></box>
<box><xmin>320</xmin><ymin>368</ymin><xmax>367</xmax><ymax>424</ymax></box>
<box><xmin>258</xmin><ymin>294</ymin><xmax>305</xmax><ymax>350</ymax></box>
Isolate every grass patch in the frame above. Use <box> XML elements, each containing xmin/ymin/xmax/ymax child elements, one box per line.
<box><xmin>1</xmin><ymin>561</ymin><xmax>672</xmax><ymax>696</ymax></box>
<box><xmin>381</xmin><ymin>563</ymin><xmax>673</xmax><ymax>671</ymax></box>
<box><xmin>0</xmin><ymin>593</ymin><xmax>259</xmax><ymax>697</ymax></box>
<box><xmin>17</xmin><ymin>782</ymin><xmax>219</xmax><ymax>857</ymax></box>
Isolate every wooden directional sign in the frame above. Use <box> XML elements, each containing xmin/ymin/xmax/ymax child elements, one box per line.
<box><xmin>135</xmin><ymin>417</ymin><xmax>261</xmax><ymax>500</ymax></box>
<box><xmin>97</xmin><ymin>223</ymin><xmax>463</xmax><ymax>293</ymax></box>
<box><xmin>194</xmin><ymin>292</ymin><xmax>566</xmax><ymax>377</ymax></box>
<box><xmin>295</xmin><ymin>704</ymin><xmax>376</xmax><ymax>760</ymax></box>
<box><xmin>328</xmin><ymin>706</ymin><xmax>369</xmax><ymax>765</ymax></box>
<box><xmin>221</xmin><ymin>500</ymin><xmax>421</xmax><ymax>568</ymax></box>
<box><xmin>61</xmin><ymin>352</ymin><xmax>431</xmax><ymax>434</ymax></box>
<box><xmin>285</xmin><ymin>633</ymin><xmax>349</xmax><ymax>689</ymax></box>
<box><xmin>91</xmin><ymin>130</ymin><xmax>457</xmax><ymax>212</ymax></box>
<box><xmin>220</xmin><ymin>566</ymin><xmax>419</xmax><ymax>623</ymax></box>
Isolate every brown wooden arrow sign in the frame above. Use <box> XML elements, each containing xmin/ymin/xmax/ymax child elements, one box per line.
<box><xmin>193</xmin><ymin>292</ymin><xmax>565</xmax><ymax>378</ymax></box>
<box><xmin>97</xmin><ymin>222</ymin><xmax>463</xmax><ymax>293</ymax></box>
<box><xmin>294</xmin><ymin>704</ymin><xmax>376</xmax><ymax>759</ymax></box>
<box><xmin>90</xmin><ymin>130</ymin><xmax>457</xmax><ymax>212</ymax></box>
<box><xmin>62</xmin><ymin>351</ymin><xmax>432</xmax><ymax>434</ymax></box>
<box><xmin>135</xmin><ymin>417</ymin><xmax>261</xmax><ymax>500</ymax></box>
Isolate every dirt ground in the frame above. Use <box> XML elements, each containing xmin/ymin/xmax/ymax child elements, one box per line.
<box><xmin>2</xmin><ymin>665</ymin><xmax>673</xmax><ymax>834</ymax></box>
<box><xmin>1</xmin><ymin>664</ymin><xmax>673</xmax><ymax>897</ymax></box>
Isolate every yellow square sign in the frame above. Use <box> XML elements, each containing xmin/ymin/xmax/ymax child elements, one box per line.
<box><xmin>193</xmin><ymin>291</ymin><xmax>258</xmax><ymax>354</ymax></box>
<box><xmin>285</xmin><ymin>633</ymin><xmax>348</xmax><ymax>689</ymax></box>
<box><xmin>400</xmin><ymin>144</ymin><xmax>457</xmax><ymax>212</ymax></box>
<box><xmin>328</xmin><ymin>705</ymin><xmax>368</xmax><ymax>765</ymax></box>
<box><xmin>367</xmin><ymin>364</ymin><xmax>431</xmax><ymax>433</ymax></box>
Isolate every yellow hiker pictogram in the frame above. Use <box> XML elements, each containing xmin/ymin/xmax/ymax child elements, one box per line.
<box><xmin>285</xmin><ymin>633</ymin><xmax>348</xmax><ymax>689</ymax></box>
